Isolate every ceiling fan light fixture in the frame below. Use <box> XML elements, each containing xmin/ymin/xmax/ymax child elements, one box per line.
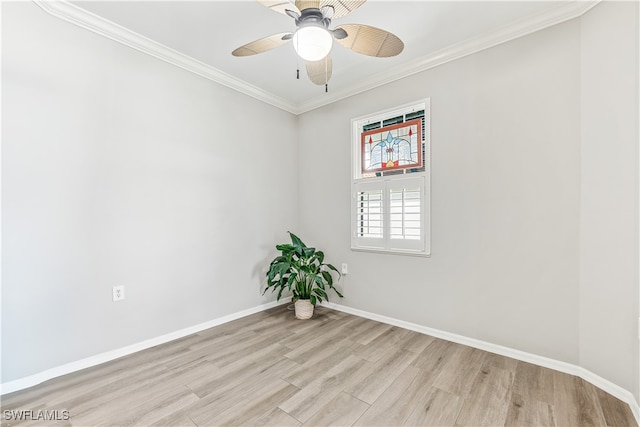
<box><xmin>292</xmin><ymin>25</ymin><xmax>333</xmax><ymax>62</ymax></box>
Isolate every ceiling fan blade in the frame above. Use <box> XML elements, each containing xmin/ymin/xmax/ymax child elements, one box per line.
<box><xmin>232</xmin><ymin>33</ymin><xmax>292</xmax><ymax>57</ymax></box>
<box><xmin>257</xmin><ymin>1</ymin><xmax>301</xmax><ymax>16</ymax></box>
<box><xmin>295</xmin><ymin>0</ymin><xmax>321</xmax><ymax>11</ymax></box>
<box><xmin>320</xmin><ymin>1</ymin><xmax>366</xmax><ymax>19</ymax></box>
<box><xmin>305</xmin><ymin>54</ymin><xmax>333</xmax><ymax>85</ymax></box>
<box><xmin>334</xmin><ymin>24</ymin><xmax>404</xmax><ymax>57</ymax></box>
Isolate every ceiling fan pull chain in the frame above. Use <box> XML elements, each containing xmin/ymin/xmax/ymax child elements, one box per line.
<box><xmin>295</xmin><ymin>35</ymin><xmax>300</xmax><ymax>80</ymax></box>
<box><xmin>324</xmin><ymin>55</ymin><xmax>328</xmax><ymax>92</ymax></box>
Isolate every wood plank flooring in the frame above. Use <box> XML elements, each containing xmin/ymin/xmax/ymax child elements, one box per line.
<box><xmin>1</xmin><ymin>305</ymin><xmax>637</xmax><ymax>426</ymax></box>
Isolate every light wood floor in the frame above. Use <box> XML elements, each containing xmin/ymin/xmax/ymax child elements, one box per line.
<box><xmin>1</xmin><ymin>305</ymin><xmax>637</xmax><ymax>427</ymax></box>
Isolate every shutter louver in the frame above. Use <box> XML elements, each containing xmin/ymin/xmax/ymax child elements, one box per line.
<box><xmin>357</xmin><ymin>189</ymin><xmax>383</xmax><ymax>238</ymax></box>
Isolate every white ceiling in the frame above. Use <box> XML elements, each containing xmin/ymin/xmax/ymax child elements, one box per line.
<box><xmin>66</xmin><ymin>0</ymin><xmax>593</xmax><ymax>113</ymax></box>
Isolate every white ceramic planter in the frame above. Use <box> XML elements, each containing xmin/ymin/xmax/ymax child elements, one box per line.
<box><xmin>294</xmin><ymin>299</ymin><xmax>314</xmax><ymax>320</ymax></box>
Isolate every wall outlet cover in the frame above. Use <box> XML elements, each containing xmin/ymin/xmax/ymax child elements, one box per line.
<box><xmin>112</xmin><ymin>285</ymin><xmax>125</xmax><ymax>302</ymax></box>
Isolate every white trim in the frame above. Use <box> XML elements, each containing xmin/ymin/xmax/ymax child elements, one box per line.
<box><xmin>320</xmin><ymin>300</ymin><xmax>640</xmax><ymax>425</ymax></box>
<box><xmin>33</xmin><ymin>0</ymin><xmax>599</xmax><ymax>115</ymax></box>
<box><xmin>351</xmin><ymin>246</ymin><xmax>431</xmax><ymax>258</ymax></box>
<box><xmin>31</xmin><ymin>0</ymin><xmax>298</xmax><ymax>114</ymax></box>
<box><xmin>637</xmin><ymin>0</ymin><xmax>640</xmax><ymax>411</ymax></box>
<box><xmin>0</xmin><ymin>299</ymin><xmax>287</xmax><ymax>395</ymax></box>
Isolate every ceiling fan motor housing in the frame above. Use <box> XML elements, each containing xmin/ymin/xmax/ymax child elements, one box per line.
<box><xmin>292</xmin><ymin>8</ymin><xmax>334</xmax><ymax>62</ymax></box>
<box><xmin>291</xmin><ymin>7</ymin><xmax>332</xmax><ymax>28</ymax></box>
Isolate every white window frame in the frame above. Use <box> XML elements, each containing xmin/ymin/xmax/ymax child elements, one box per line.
<box><xmin>351</xmin><ymin>99</ymin><xmax>431</xmax><ymax>257</ymax></box>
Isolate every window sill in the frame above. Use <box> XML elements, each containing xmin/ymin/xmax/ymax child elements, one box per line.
<box><xmin>350</xmin><ymin>246</ymin><xmax>431</xmax><ymax>258</ymax></box>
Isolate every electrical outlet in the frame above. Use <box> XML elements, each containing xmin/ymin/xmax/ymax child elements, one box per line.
<box><xmin>113</xmin><ymin>285</ymin><xmax>125</xmax><ymax>302</ymax></box>
<box><xmin>341</xmin><ymin>263</ymin><xmax>348</xmax><ymax>275</ymax></box>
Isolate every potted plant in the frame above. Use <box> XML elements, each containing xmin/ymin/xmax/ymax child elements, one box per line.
<box><xmin>264</xmin><ymin>232</ymin><xmax>343</xmax><ymax>319</ymax></box>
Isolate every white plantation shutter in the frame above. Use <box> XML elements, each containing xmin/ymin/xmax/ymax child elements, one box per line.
<box><xmin>353</xmin><ymin>180</ymin><xmax>385</xmax><ymax>249</ymax></box>
<box><xmin>357</xmin><ymin>189</ymin><xmax>383</xmax><ymax>239</ymax></box>
<box><xmin>390</xmin><ymin>188</ymin><xmax>421</xmax><ymax>240</ymax></box>
<box><xmin>387</xmin><ymin>176</ymin><xmax>425</xmax><ymax>252</ymax></box>
<box><xmin>352</xmin><ymin>176</ymin><xmax>427</xmax><ymax>254</ymax></box>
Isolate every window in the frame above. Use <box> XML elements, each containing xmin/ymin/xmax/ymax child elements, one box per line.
<box><xmin>351</xmin><ymin>100</ymin><xmax>431</xmax><ymax>256</ymax></box>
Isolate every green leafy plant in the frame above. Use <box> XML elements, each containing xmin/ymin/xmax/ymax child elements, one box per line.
<box><xmin>264</xmin><ymin>232</ymin><xmax>343</xmax><ymax>306</ymax></box>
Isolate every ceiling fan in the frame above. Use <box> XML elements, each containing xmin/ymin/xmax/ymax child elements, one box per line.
<box><xmin>231</xmin><ymin>0</ymin><xmax>404</xmax><ymax>91</ymax></box>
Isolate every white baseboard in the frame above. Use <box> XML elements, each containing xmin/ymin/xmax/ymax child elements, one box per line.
<box><xmin>320</xmin><ymin>301</ymin><xmax>640</xmax><ymax>425</ymax></box>
<box><xmin>1</xmin><ymin>300</ymin><xmax>286</xmax><ymax>395</ymax></box>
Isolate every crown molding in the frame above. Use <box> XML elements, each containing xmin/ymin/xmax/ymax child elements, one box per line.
<box><xmin>34</xmin><ymin>0</ymin><xmax>599</xmax><ymax>116</ymax></box>
<box><xmin>32</xmin><ymin>0</ymin><xmax>298</xmax><ymax>114</ymax></box>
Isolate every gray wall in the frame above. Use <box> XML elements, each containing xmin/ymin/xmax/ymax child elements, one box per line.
<box><xmin>579</xmin><ymin>1</ymin><xmax>639</xmax><ymax>397</ymax></box>
<box><xmin>298</xmin><ymin>2</ymin><xmax>638</xmax><ymax>400</ymax></box>
<box><xmin>299</xmin><ymin>18</ymin><xmax>582</xmax><ymax>363</ymax></box>
<box><xmin>1</xmin><ymin>2</ymin><xmax>298</xmax><ymax>383</ymax></box>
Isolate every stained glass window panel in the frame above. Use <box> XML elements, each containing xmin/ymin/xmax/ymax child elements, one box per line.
<box><xmin>361</xmin><ymin>119</ymin><xmax>422</xmax><ymax>174</ymax></box>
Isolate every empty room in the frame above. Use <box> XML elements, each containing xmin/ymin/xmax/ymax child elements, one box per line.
<box><xmin>2</xmin><ymin>0</ymin><xmax>639</xmax><ymax>425</ymax></box>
